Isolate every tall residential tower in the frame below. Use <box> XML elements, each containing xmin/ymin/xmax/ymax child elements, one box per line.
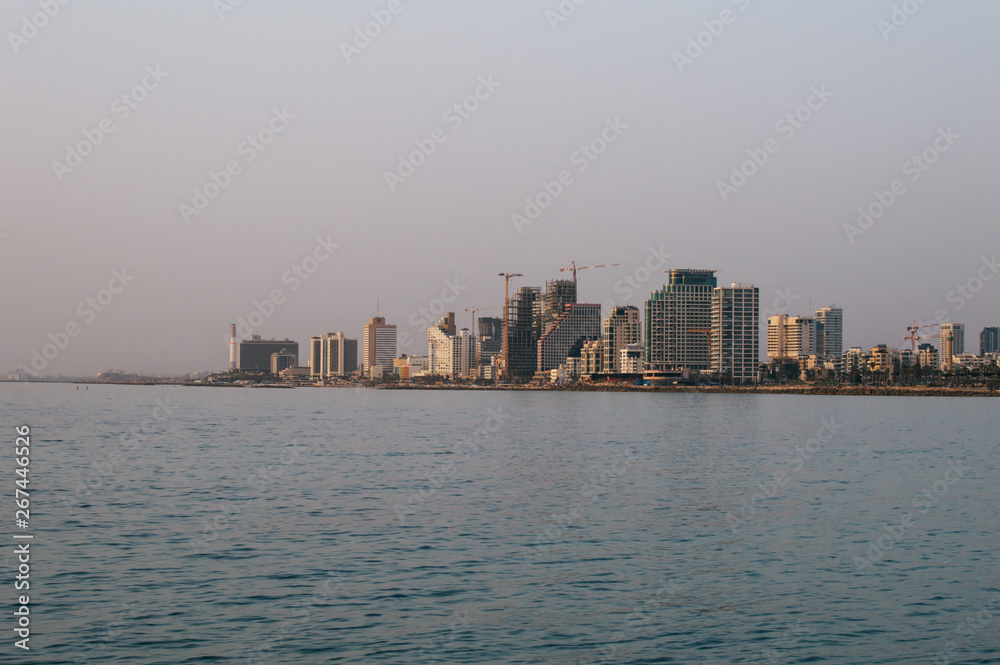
<box><xmin>711</xmin><ymin>283</ymin><xmax>759</xmax><ymax>384</ymax></box>
<box><xmin>644</xmin><ymin>269</ymin><xmax>718</xmax><ymax>371</ymax></box>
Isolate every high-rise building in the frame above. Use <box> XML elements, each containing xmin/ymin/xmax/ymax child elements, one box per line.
<box><xmin>238</xmin><ymin>336</ymin><xmax>298</xmax><ymax>371</ymax></box>
<box><xmin>428</xmin><ymin>315</ymin><xmax>454</xmax><ymax>376</ymax></box>
<box><xmin>712</xmin><ymin>283</ymin><xmax>760</xmax><ymax>383</ymax></box>
<box><xmin>543</xmin><ymin>279</ymin><xmax>577</xmax><ymax>333</ymax></box>
<box><xmin>981</xmin><ymin>327</ymin><xmax>999</xmax><ymax>355</ymax></box>
<box><xmin>450</xmin><ymin>329</ymin><xmax>476</xmax><ymax>379</ymax></box>
<box><xmin>940</xmin><ymin>323</ymin><xmax>965</xmax><ymax>364</ymax></box>
<box><xmin>506</xmin><ymin>286</ymin><xmax>542</xmax><ymax>381</ymax></box>
<box><xmin>478</xmin><ymin>317</ymin><xmax>503</xmax><ymax>374</ymax></box>
<box><xmin>428</xmin><ymin>315</ymin><xmax>477</xmax><ymax>379</ymax></box>
<box><xmin>537</xmin><ymin>303</ymin><xmax>602</xmax><ymax>372</ymax></box>
<box><xmin>311</xmin><ymin>332</ymin><xmax>358</xmax><ymax>379</ymax></box>
<box><xmin>363</xmin><ymin>317</ymin><xmax>397</xmax><ymax>375</ymax></box>
<box><xmin>814</xmin><ymin>306</ymin><xmax>843</xmax><ymax>358</ymax></box>
<box><xmin>644</xmin><ymin>269</ymin><xmax>718</xmax><ymax>371</ymax></box>
<box><xmin>767</xmin><ymin>315</ymin><xmax>816</xmax><ymax>360</ymax></box>
<box><xmin>602</xmin><ymin>306</ymin><xmax>641</xmax><ymax>374</ymax></box>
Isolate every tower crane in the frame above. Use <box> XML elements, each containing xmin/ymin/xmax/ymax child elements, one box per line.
<box><xmin>464</xmin><ymin>306</ymin><xmax>502</xmax><ymax>333</ymax></box>
<box><xmin>904</xmin><ymin>321</ymin><xmax>940</xmax><ymax>353</ymax></box>
<box><xmin>559</xmin><ymin>261</ymin><xmax>619</xmax><ymax>286</ymax></box>
<box><xmin>497</xmin><ymin>273</ymin><xmax>523</xmax><ymax>382</ymax></box>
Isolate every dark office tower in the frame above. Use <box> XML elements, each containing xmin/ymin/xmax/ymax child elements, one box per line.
<box><xmin>543</xmin><ymin>279</ymin><xmax>577</xmax><ymax>333</ymax></box>
<box><xmin>981</xmin><ymin>327</ymin><xmax>999</xmax><ymax>355</ymax></box>
<box><xmin>478</xmin><ymin>316</ymin><xmax>504</xmax><ymax>369</ymax></box>
<box><xmin>506</xmin><ymin>285</ymin><xmax>542</xmax><ymax>381</ymax></box>
<box><xmin>644</xmin><ymin>269</ymin><xmax>718</xmax><ymax>371</ymax></box>
<box><xmin>238</xmin><ymin>336</ymin><xmax>299</xmax><ymax>371</ymax></box>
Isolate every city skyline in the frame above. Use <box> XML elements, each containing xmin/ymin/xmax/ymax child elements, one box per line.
<box><xmin>3</xmin><ymin>2</ymin><xmax>1000</xmax><ymax>376</ymax></box>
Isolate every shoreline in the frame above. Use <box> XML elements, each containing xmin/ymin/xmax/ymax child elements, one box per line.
<box><xmin>4</xmin><ymin>380</ymin><xmax>995</xmax><ymax>397</ymax></box>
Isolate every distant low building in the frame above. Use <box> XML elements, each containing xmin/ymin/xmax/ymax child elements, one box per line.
<box><xmin>619</xmin><ymin>344</ymin><xmax>642</xmax><ymax>374</ymax></box>
<box><xmin>394</xmin><ymin>356</ymin><xmax>428</xmax><ymax>380</ymax></box>
<box><xmin>239</xmin><ymin>336</ymin><xmax>298</xmax><ymax>372</ymax></box>
<box><xmin>270</xmin><ymin>350</ymin><xmax>297</xmax><ymax>375</ymax></box>
<box><xmin>279</xmin><ymin>366</ymin><xmax>311</xmax><ymax>381</ymax></box>
<box><xmin>917</xmin><ymin>343</ymin><xmax>939</xmax><ymax>369</ymax></box>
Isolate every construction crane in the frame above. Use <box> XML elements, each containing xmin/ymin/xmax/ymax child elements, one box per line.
<box><xmin>464</xmin><ymin>306</ymin><xmax>501</xmax><ymax>381</ymax></box>
<box><xmin>559</xmin><ymin>261</ymin><xmax>619</xmax><ymax>286</ymax></box>
<box><xmin>464</xmin><ymin>306</ymin><xmax>502</xmax><ymax>333</ymax></box>
<box><xmin>904</xmin><ymin>321</ymin><xmax>941</xmax><ymax>353</ymax></box>
<box><xmin>498</xmin><ymin>273</ymin><xmax>523</xmax><ymax>382</ymax></box>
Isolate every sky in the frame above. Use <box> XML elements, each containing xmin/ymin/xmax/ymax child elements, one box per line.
<box><xmin>2</xmin><ymin>0</ymin><xmax>999</xmax><ymax>376</ymax></box>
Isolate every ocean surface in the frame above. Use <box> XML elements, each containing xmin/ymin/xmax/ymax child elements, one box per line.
<box><xmin>2</xmin><ymin>383</ymin><xmax>998</xmax><ymax>664</ymax></box>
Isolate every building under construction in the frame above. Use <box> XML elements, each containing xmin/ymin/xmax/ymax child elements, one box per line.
<box><xmin>506</xmin><ymin>286</ymin><xmax>542</xmax><ymax>381</ymax></box>
<box><xmin>478</xmin><ymin>316</ymin><xmax>503</xmax><ymax>374</ymax></box>
<box><xmin>542</xmin><ymin>279</ymin><xmax>577</xmax><ymax>333</ymax></box>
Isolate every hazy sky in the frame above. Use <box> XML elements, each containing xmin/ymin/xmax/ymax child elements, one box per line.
<box><xmin>3</xmin><ymin>1</ymin><xmax>999</xmax><ymax>376</ymax></box>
